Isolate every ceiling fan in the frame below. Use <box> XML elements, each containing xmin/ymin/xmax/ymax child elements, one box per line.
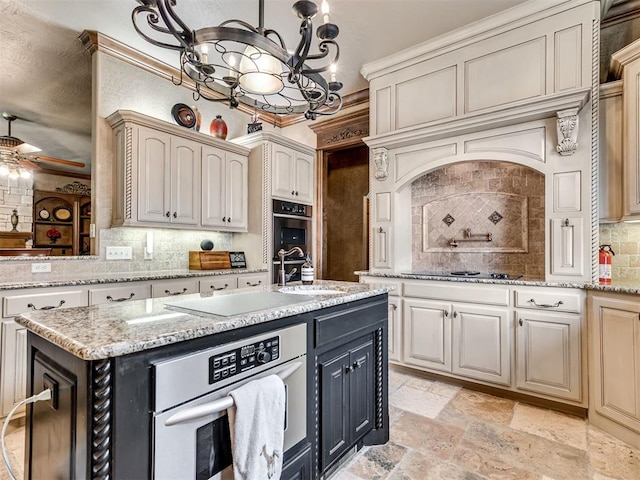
<box><xmin>0</xmin><ymin>113</ymin><xmax>85</xmax><ymax>177</ymax></box>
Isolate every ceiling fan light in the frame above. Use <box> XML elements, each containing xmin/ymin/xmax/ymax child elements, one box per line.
<box><xmin>20</xmin><ymin>169</ymin><xmax>31</xmax><ymax>179</ymax></box>
<box><xmin>0</xmin><ymin>164</ymin><xmax>9</xmax><ymax>176</ymax></box>
<box><xmin>238</xmin><ymin>46</ymin><xmax>284</xmax><ymax>95</ymax></box>
<box><xmin>8</xmin><ymin>169</ymin><xmax>19</xmax><ymax>180</ymax></box>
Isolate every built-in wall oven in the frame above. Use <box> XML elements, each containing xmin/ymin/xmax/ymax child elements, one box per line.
<box><xmin>272</xmin><ymin>200</ymin><xmax>312</xmax><ymax>284</ymax></box>
<box><xmin>152</xmin><ymin>324</ymin><xmax>307</xmax><ymax>480</ymax></box>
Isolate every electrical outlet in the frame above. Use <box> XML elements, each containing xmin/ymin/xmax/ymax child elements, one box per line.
<box><xmin>31</xmin><ymin>263</ymin><xmax>51</xmax><ymax>273</ymax></box>
<box><xmin>106</xmin><ymin>246</ymin><xmax>133</xmax><ymax>260</ymax></box>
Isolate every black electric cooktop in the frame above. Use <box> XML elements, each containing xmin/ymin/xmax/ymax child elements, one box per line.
<box><xmin>406</xmin><ymin>270</ymin><xmax>523</xmax><ymax>280</ymax></box>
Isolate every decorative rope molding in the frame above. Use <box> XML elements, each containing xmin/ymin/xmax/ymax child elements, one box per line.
<box><xmin>124</xmin><ymin>126</ymin><xmax>133</xmax><ymax>221</ymax></box>
<box><xmin>556</xmin><ymin>108</ymin><xmax>579</xmax><ymax>156</ymax></box>
<box><xmin>375</xmin><ymin>327</ymin><xmax>384</xmax><ymax>430</ymax></box>
<box><xmin>591</xmin><ymin>17</ymin><xmax>601</xmax><ymax>284</ymax></box>
<box><xmin>55</xmin><ymin>181</ymin><xmax>91</xmax><ymax>195</ymax></box>
<box><xmin>372</xmin><ymin>148</ymin><xmax>389</xmax><ymax>181</ymax></box>
<box><xmin>91</xmin><ymin>359</ymin><xmax>113</xmax><ymax>480</ymax></box>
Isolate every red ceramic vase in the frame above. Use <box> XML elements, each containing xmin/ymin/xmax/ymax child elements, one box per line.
<box><xmin>209</xmin><ymin>115</ymin><xmax>228</xmax><ymax>140</ymax></box>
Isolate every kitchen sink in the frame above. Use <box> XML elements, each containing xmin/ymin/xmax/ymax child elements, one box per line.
<box><xmin>278</xmin><ymin>286</ymin><xmax>343</xmax><ymax>295</ymax></box>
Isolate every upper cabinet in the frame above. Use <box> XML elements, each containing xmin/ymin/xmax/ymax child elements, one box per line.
<box><xmin>611</xmin><ymin>39</ymin><xmax>640</xmax><ymax>221</ymax></box>
<box><xmin>233</xmin><ymin>132</ymin><xmax>316</xmax><ymax>206</ymax></box>
<box><xmin>107</xmin><ymin>111</ymin><xmax>250</xmax><ymax>231</ymax></box>
<box><xmin>271</xmin><ymin>144</ymin><xmax>315</xmax><ymax>204</ymax></box>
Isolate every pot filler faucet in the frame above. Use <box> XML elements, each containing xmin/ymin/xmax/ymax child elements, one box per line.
<box><xmin>277</xmin><ymin>247</ymin><xmax>305</xmax><ymax>286</ymax></box>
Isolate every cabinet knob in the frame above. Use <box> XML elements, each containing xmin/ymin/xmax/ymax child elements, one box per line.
<box><xmin>453</xmin><ymin>311</ymin><xmax>458</xmax><ymax>318</ymax></box>
<box><xmin>444</xmin><ymin>310</ymin><xmax>449</xmax><ymax>317</ymax></box>
<box><xmin>344</xmin><ymin>365</ymin><xmax>353</xmax><ymax>374</ymax></box>
<box><xmin>227</xmin><ymin>217</ymin><xmax>231</xmax><ymax>223</ymax></box>
<box><xmin>390</xmin><ymin>303</ymin><xmax>397</xmax><ymax>311</ymax></box>
<box><xmin>519</xmin><ymin>318</ymin><xmax>523</xmax><ymax>327</ymax></box>
<box><xmin>291</xmin><ymin>190</ymin><xmax>295</xmax><ymax>195</ymax></box>
<box><xmin>295</xmin><ymin>191</ymin><xmax>299</xmax><ymax>196</ymax></box>
<box><xmin>165</xmin><ymin>211</ymin><xmax>170</xmax><ymax>218</ymax></box>
<box><xmin>173</xmin><ymin>212</ymin><xmax>177</xmax><ymax>218</ymax></box>
<box><xmin>222</xmin><ymin>217</ymin><xmax>226</xmax><ymax>222</ymax></box>
<box><xmin>353</xmin><ymin>360</ymin><xmax>363</xmax><ymax>369</ymax></box>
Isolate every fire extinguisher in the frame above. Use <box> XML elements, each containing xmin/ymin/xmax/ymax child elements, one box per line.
<box><xmin>599</xmin><ymin>245</ymin><xmax>615</xmax><ymax>285</ymax></box>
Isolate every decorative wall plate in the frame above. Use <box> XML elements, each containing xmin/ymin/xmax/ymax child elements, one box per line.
<box><xmin>53</xmin><ymin>206</ymin><xmax>72</xmax><ymax>221</ymax></box>
<box><xmin>171</xmin><ymin>103</ymin><xmax>197</xmax><ymax>129</ymax></box>
<box><xmin>38</xmin><ymin>208</ymin><xmax>50</xmax><ymax>220</ymax></box>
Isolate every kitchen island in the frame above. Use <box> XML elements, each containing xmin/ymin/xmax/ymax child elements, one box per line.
<box><xmin>15</xmin><ymin>280</ymin><xmax>390</xmax><ymax>479</ymax></box>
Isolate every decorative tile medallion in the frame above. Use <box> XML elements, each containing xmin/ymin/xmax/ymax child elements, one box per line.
<box><xmin>488</xmin><ymin>211</ymin><xmax>503</xmax><ymax>225</ymax></box>
<box><xmin>442</xmin><ymin>214</ymin><xmax>455</xmax><ymax>227</ymax></box>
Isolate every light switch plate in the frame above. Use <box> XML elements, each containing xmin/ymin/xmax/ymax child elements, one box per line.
<box><xmin>31</xmin><ymin>263</ymin><xmax>51</xmax><ymax>273</ymax></box>
<box><xmin>106</xmin><ymin>246</ymin><xmax>132</xmax><ymax>260</ymax></box>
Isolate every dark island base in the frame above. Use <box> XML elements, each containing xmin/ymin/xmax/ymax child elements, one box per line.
<box><xmin>23</xmin><ymin>294</ymin><xmax>389</xmax><ymax>479</ymax></box>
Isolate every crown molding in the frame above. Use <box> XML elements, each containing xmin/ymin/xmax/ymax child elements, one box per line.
<box><xmin>79</xmin><ymin>30</ymin><xmax>367</xmax><ymax>129</ymax></box>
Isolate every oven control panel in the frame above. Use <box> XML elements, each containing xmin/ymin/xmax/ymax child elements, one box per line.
<box><xmin>208</xmin><ymin>335</ymin><xmax>280</xmax><ymax>384</ymax></box>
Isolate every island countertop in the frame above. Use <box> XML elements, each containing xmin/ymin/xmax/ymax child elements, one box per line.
<box><xmin>15</xmin><ymin>280</ymin><xmax>389</xmax><ymax>361</ymax></box>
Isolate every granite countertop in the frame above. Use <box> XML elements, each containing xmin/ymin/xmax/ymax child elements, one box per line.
<box><xmin>355</xmin><ymin>271</ymin><xmax>640</xmax><ymax>295</ymax></box>
<box><xmin>15</xmin><ymin>281</ymin><xmax>389</xmax><ymax>361</ymax></box>
<box><xmin>0</xmin><ymin>268</ymin><xmax>268</xmax><ymax>291</ymax></box>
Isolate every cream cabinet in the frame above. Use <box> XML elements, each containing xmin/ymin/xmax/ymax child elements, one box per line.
<box><xmin>0</xmin><ymin>287</ymin><xmax>89</xmax><ymax>418</ymax></box>
<box><xmin>402</xmin><ymin>281</ymin><xmax>511</xmax><ymax>387</ymax></box>
<box><xmin>198</xmin><ymin>272</ymin><xmax>269</xmax><ymax>293</ymax></box>
<box><xmin>107</xmin><ymin>110</ymin><xmax>250</xmax><ymax>231</ymax></box>
<box><xmin>589</xmin><ymin>292</ymin><xmax>640</xmax><ymax>448</ymax></box>
<box><xmin>137</xmin><ymin>127</ymin><xmax>201</xmax><ymax>226</ymax></box>
<box><xmin>201</xmin><ymin>145</ymin><xmax>248</xmax><ymax>231</ymax></box>
<box><xmin>612</xmin><ymin>38</ymin><xmax>640</xmax><ymax>221</ymax></box>
<box><xmin>271</xmin><ymin>144</ymin><xmax>315</xmax><ymax>204</ymax></box>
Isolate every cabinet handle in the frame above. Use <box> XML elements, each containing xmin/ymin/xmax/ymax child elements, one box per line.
<box><xmin>528</xmin><ymin>298</ymin><xmax>563</xmax><ymax>308</ymax></box>
<box><xmin>444</xmin><ymin>310</ymin><xmax>448</xmax><ymax>317</ymax></box>
<box><xmin>27</xmin><ymin>300</ymin><xmax>66</xmax><ymax>311</ymax></box>
<box><xmin>453</xmin><ymin>311</ymin><xmax>457</xmax><ymax>318</ymax></box>
<box><xmin>295</xmin><ymin>191</ymin><xmax>299</xmax><ymax>196</ymax></box>
<box><xmin>344</xmin><ymin>365</ymin><xmax>353</xmax><ymax>374</ymax></box>
<box><xmin>519</xmin><ymin>318</ymin><xmax>523</xmax><ymax>327</ymax></box>
<box><xmin>222</xmin><ymin>217</ymin><xmax>226</xmax><ymax>222</ymax></box>
<box><xmin>390</xmin><ymin>303</ymin><xmax>397</xmax><ymax>311</ymax></box>
<box><xmin>173</xmin><ymin>212</ymin><xmax>177</xmax><ymax>218</ymax></box>
<box><xmin>164</xmin><ymin>288</ymin><xmax>188</xmax><ymax>296</ymax></box>
<box><xmin>227</xmin><ymin>217</ymin><xmax>231</xmax><ymax>223</ymax></box>
<box><xmin>246</xmin><ymin>281</ymin><xmax>262</xmax><ymax>286</ymax></box>
<box><xmin>291</xmin><ymin>190</ymin><xmax>295</xmax><ymax>195</ymax></box>
<box><xmin>353</xmin><ymin>360</ymin><xmax>363</xmax><ymax>369</ymax></box>
<box><xmin>165</xmin><ymin>211</ymin><xmax>170</xmax><ymax>218</ymax></box>
<box><xmin>106</xmin><ymin>293</ymin><xmax>135</xmax><ymax>302</ymax></box>
<box><xmin>210</xmin><ymin>284</ymin><xmax>229</xmax><ymax>291</ymax></box>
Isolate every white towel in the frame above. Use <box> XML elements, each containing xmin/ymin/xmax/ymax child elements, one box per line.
<box><xmin>228</xmin><ymin>374</ymin><xmax>286</xmax><ymax>480</ymax></box>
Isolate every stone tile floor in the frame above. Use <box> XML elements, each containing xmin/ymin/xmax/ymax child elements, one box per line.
<box><xmin>332</xmin><ymin>368</ymin><xmax>640</xmax><ymax>480</ymax></box>
<box><xmin>2</xmin><ymin>368</ymin><xmax>640</xmax><ymax>479</ymax></box>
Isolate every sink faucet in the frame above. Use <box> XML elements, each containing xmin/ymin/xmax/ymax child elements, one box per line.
<box><xmin>277</xmin><ymin>247</ymin><xmax>305</xmax><ymax>286</ymax></box>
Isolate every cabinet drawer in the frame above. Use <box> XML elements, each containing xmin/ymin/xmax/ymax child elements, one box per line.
<box><xmin>89</xmin><ymin>284</ymin><xmax>151</xmax><ymax>305</ymax></box>
<box><xmin>314</xmin><ymin>297</ymin><xmax>387</xmax><ymax>348</ymax></box>
<box><xmin>199</xmin><ymin>276</ymin><xmax>238</xmax><ymax>292</ymax></box>
<box><xmin>238</xmin><ymin>273</ymin><xmax>268</xmax><ymax>288</ymax></box>
<box><xmin>404</xmin><ymin>281</ymin><xmax>509</xmax><ymax>306</ymax></box>
<box><xmin>3</xmin><ymin>289</ymin><xmax>87</xmax><ymax>317</ymax></box>
<box><xmin>152</xmin><ymin>279</ymin><xmax>199</xmax><ymax>298</ymax></box>
<box><xmin>514</xmin><ymin>288</ymin><xmax>583</xmax><ymax>313</ymax></box>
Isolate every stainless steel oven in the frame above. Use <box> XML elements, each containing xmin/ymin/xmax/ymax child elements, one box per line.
<box><xmin>152</xmin><ymin>324</ymin><xmax>307</xmax><ymax>480</ymax></box>
<box><xmin>272</xmin><ymin>200</ymin><xmax>312</xmax><ymax>284</ymax></box>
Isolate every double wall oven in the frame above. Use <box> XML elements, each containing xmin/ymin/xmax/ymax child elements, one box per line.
<box><xmin>272</xmin><ymin>200</ymin><xmax>312</xmax><ymax>284</ymax></box>
<box><xmin>152</xmin><ymin>324</ymin><xmax>307</xmax><ymax>479</ymax></box>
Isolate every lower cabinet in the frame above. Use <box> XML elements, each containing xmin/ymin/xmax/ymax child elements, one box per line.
<box><xmin>319</xmin><ymin>335</ymin><xmax>375</xmax><ymax>470</ymax></box>
<box><xmin>403</xmin><ymin>298</ymin><xmax>510</xmax><ymax>386</ymax></box>
<box><xmin>589</xmin><ymin>292</ymin><xmax>640</xmax><ymax>447</ymax></box>
<box><xmin>0</xmin><ymin>320</ymin><xmax>27</xmax><ymax>417</ymax></box>
<box><xmin>515</xmin><ymin>309</ymin><xmax>582</xmax><ymax>401</ymax></box>
<box><xmin>388</xmin><ymin>297</ymin><xmax>401</xmax><ymax>363</ymax></box>
<box><xmin>282</xmin><ymin>446</ymin><xmax>312</xmax><ymax>480</ymax></box>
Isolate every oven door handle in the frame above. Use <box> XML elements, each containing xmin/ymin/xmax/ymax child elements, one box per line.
<box><xmin>163</xmin><ymin>361</ymin><xmax>303</xmax><ymax>427</ymax></box>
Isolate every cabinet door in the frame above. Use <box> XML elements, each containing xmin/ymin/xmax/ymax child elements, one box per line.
<box><xmin>272</xmin><ymin>145</ymin><xmax>295</xmax><ymax>200</ymax></box>
<box><xmin>402</xmin><ymin>299</ymin><xmax>451</xmax><ymax>372</ymax></box>
<box><xmin>225</xmin><ymin>152</ymin><xmax>248</xmax><ymax>230</ymax></box>
<box><xmin>138</xmin><ymin>126</ymin><xmax>171</xmax><ymax>223</ymax></box>
<box><xmin>171</xmin><ymin>136</ymin><xmax>200</xmax><ymax>225</ymax></box>
<box><xmin>371</xmin><ymin>225</ymin><xmax>390</xmax><ymax>269</ymax></box>
<box><xmin>388</xmin><ymin>298</ymin><xmax>402</xmax><ymax>362</ymax></box>
<box><xmin>516</xmin><ymin>310</ymin><xmax>582</xmax><ymax>401</ymax></box>
<box><xmin>550</xmin><ymin>217</ymin><xmax>584</xmax><ymax>277</ymax></box>
<box><xmin>452</xmin><ymin>303</ymin><xmax>510</xmax><ymax>386</ymax></box>
<box><xmin>319</xmin><ymin>349</ymin><xmax>350</xmax><ymax>470</ymax></box>
<box><xmin>201</xmin><ymin>145</ymin><xmax>227</xmax><ymax>227</ymax></box>
<box><xmin>591</xmin><ymin>296</ymin><xmax>640</xmax><ymax>430</ymax></box>
<box><xmin>623</xmin><ymin>57</ymin><xmax>640</xmax><ymax>219</ymax></box>
<box><xmin>349</xmin><ymin>339</ymin><xmax>375</xmax><ymax>442</ymax></box>
<box><xmin>0</xmin><ymin>320</ymin><xmax>27</xmax><ymax>417</ymax></box>
<box><xmin>293</xmin><ymin>152</ymin><xmax>314</xmax><ymax>205</ymax></box>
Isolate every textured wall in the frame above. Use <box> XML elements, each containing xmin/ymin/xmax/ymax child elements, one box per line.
<box><xmin>598</xmin><ymin>222</ymin><xmax>640</xmax><ymax>282</ymax></box>
<box><xmin>0</xmin><ymin>177</ymin><xmax>33</xmax><ymax>241</ymax></box>
<box><xmin>411</xmin><ymin>161</ymin><xmax>545</xmax><ymax>278</ymax></box>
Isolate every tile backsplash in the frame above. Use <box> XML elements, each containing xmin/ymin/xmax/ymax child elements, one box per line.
<box><xmin>599</xmin><ymin>222</ymin><xmax>640</xmax><ymax>282</ymax></box>
<box><xmin>411</xmin><ymin>161</ymin><xmax>545</xmax><ymax>278</ymax></box>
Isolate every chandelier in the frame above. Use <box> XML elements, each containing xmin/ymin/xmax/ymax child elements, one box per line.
<box><xmin>132</xmin><ymin>0</ymin><xmax>343</xmax><ymax>120</ymax></box>
<box><xmin>0</xmin><ymin>114</ymin><xmax>39</xmax><ymax>180</ymax></box>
